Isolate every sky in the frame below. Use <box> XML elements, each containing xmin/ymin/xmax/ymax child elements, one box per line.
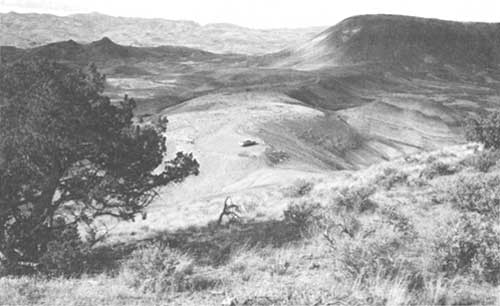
<box><xmin>1</xmin><ymin>0</ymin><xmax>500</xmax><ymax>28</ymax></box>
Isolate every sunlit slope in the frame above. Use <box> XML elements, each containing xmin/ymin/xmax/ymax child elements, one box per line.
<box><xmin>151</xmin><ymin>92</ymin><xmax>408</xmax><ymax>204</ymax></box>
<box><xmin>338</xmin><ymin>97</ymin><xmax>464</xmax><ymax>151</ymax></box>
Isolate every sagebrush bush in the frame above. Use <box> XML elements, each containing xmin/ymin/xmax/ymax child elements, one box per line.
<box><xmin>333</xmin><ymin>186</ymin><xmax>377</xmax><ymax>213</ymax></box>
<box><xmin>380</xmin><ymin>206</ymin><xmax>417</xmax><ymax>242</ymax></box>
<box><xmin>264</xmin><ymin>147</ymin><xmax>290</xmax><ymax>165</ymax></box>
<box><xmin>461</xmin><ymin>149</ymin><xmax>500</xmax><ymax>172</ymax></box>
<box><xmin>465</xmin><ymin>111</ymin><xmax>500</xmax><ymax>149</ymax></box>
<box><xmin>420</xmin><ymin>161</ymin><xmax>460</xmax><ymax>180</ymax></box>
<box><xmin>283</xmin><ymin>179</ymin><xmax>315</xmax><ymax>197</ymax></box>
<box><xmin>283</xmin><ymin>201</ymin><xmax>323</xmax><ymax>233</ymax></box>
<box><xmin>322</xmin><ymin>210</ymin><xmax>362</xmax><ymax>241</ymax></box>
<box><xmin>448</xmin><ymin>173</ymin><xmax>500</xmax><ymax>218</ymax></box>
<box><xmin>15</xmin><ymin>279</ymin><xmax>46</xmax><ymax>305</ymax></box>
<box><xmin>433</xmin><ymin>213</ymin><xmax>500</xmax><ymax>285</ymax></box>
<box><xmin>419</xmin><ymin>276</ymin><xmax>497</xmax><ymax>306</ymax></box>
<box><xmin>122</xmin><ymin>244</ymin><xmax>193</xmax><ymax>293</ymax></box>
<box><xmin>121</xmin><ymin>244</ymin><xmax>219</xmax><ymax>294</ymax></box>
<box><xmin>333</xmin><ymin>221</ymin><xmax>422</xmax><ymax>287</ymax></box>
<box><xmin>375</xmin><ymin>168</ymin><xmax>409</xmax><ymax>190</ymax></box>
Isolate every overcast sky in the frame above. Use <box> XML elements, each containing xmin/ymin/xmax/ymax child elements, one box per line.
<box><xmin>1</xmin><ymin>0</ymin><xmax>499</xmax><ymax>28</ymax></box>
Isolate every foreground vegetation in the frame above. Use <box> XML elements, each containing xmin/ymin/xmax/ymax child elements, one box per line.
<box><xmin>1</xmin><ymin>144</ymin><xmax>499</xmax><ymax>306</ymax></box>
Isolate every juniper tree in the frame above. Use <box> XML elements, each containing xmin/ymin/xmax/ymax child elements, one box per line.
<box><xmin>0</xmin><ymin>60</ymin><xmax>199</xmax><ymax>269</ymax></box>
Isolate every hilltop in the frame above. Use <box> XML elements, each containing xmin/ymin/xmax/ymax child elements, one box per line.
<box><xmin>277</xmin><ymin>14</ymin><xmax>500</xmax><ymax>71</ymax></box>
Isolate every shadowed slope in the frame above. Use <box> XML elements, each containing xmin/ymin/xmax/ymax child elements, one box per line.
<box><xmin>278</xmin><ymin>15</ymin><xmax>500</xmax><ymax>70</ymax></box>
<box><xmin>1</xmin><ymin>37</ymin><xmax>219</xmax><ymax>64</ymax></box>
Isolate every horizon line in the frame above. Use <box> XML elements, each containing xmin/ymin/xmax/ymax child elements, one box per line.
<box><xmin>2</xmin><ymin>9</ymin><xmax>499</xmax><ymax>30</ymax></box>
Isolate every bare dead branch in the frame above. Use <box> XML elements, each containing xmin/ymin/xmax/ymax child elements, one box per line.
<box><xmin>217</xmin><ymin>197</ymin><xmax>241</xmax><ymax>226</ymax></box>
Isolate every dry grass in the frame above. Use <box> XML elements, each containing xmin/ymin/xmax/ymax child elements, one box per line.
<box><xmin>1</xmin><ymin>145</ymin><xmax>499</xmax><ymax>306</ymax></box>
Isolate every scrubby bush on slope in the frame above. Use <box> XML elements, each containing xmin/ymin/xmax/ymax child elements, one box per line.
<box><xmin>283</xmin><ymin>201</ymin><xmax>323</xmax><ymax>233</ymax></box>
<box><xmin>375</xmin><ymin>168</ymin><xmax>409</xmax><ymax>190</ymax></box>
<box><xmin>121</xmin><ymin>244</ymin><xmax>219</xmax><ymax>294</ymax></box>
<box><xmin>334</xmin><ymin>185</ymin><xmax>377</xmax><ymax>213</ymax></box>
<box><xmin>420</xmin><ymin>161</ymin><xmax>460</xmax><ymax>180</ymax></box>
<box><xmin>434</xmin><ymin>213</ymin><xmax>500</xmax><ymax>285</ymax></box>
<box><xmin>122</xmin><ymin>244</ymin><xmax>193</xmax><ymax>293</ymax></box>
<box><xmin>461</xmin><ymin>149</ymin><xmax>500</xmax><ymax>172</ymax></box>
<box><xmin>465</xmin><ymin>111</ymin><xmax>500</xmax><ymax>149</ymax></box>
<box><xmin>282</xmin><ymin>179</ymin><xmax>315</xmax><ymax>198</ymax></box>
<box><xmin>448</xmin><ymin>173</ymin><xmax>500</xmax><ymax>218</ymax></box>
<box><xmin>436</xmin><ymin>171</ymin><xmax>500</xmax><ymax>285</ymax></box>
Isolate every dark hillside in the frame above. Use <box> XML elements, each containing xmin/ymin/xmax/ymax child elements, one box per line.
<box><xmin>280</xmin><ymin>15</ymin><xmax>500</xmax><ymax>70</ymax></box>
<box><xmin>1</xmin><ymin>37</ymin><xmax>218</xmax><ymax>64</ymax></box>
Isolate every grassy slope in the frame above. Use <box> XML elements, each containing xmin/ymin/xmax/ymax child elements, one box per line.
<box><xmin>1</xmin><ymin>144</ymin><xmax>499</xmax><ymax>306</ymax></box>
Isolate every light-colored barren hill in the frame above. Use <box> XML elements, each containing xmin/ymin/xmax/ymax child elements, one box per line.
<box><xmin>0</xmin><ymin>12</ymin><xmax>325</xmax><ymax>54</ymax></box>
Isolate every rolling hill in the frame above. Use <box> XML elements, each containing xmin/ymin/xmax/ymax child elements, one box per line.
<box><xmin>0</xmin><ymin>12</ymin><xmax>325</xmax><ymax>55</ymax></box>
<box><xmin>0</xmin><ymin>37</ymin><xmax>220</xmax><ymax>64</ymax></box>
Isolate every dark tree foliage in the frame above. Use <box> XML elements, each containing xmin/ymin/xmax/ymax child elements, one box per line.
<box><xmin>465</xmin><ymin>111</ymin><xmax>500</xmax><ymax>149</ymax></box>
<box><xmin>0</xmin><ymin>60</ymin><xmax>199</xmax><ymax>269</ymax></box>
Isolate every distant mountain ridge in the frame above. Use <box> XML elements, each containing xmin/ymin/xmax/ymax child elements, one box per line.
<box><xmin>0</xmin><ymin>12</ymin><xmax>325</xmax><ymax>55</ymax></box>
<box><xmin>0</xmin><ymin>36</ymin><xmax>221</xmax><ymax>65</ymax></box>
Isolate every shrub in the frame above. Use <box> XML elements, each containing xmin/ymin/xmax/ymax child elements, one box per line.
<box><xmin>122</xmin><ymin>244</ymin><xmax>196</xmax><ymax>294</ymax></box>
<box><xmin>434</xmin><ymin>213</ymin><xmax>500</xmax><ymax>285</ymax></box>
<box><xmin>375</xmin><ymin>168</ymin><xmax>409</xmax><ymax>190</ymax></box>
<box><xmin>420</xmin><ymin>161</ymin><xmax>460</xmax><ymax>180</ymax></box>
<box><xmin>461</xmin><ymin>149</ymin><xmax>500</xmax><ymax>172</ymax></box>
<box><xmin>283</xmin><ymin>179</ymin><xmax>315</xmax><ymax>198</ymax></box>
<box><xmin>264</xmin><ymin>148</ymin><xmax>290</xmax><ymax>165</ymax></box>
<box><xmin>334</xmin><ymin>221</ymin><xmax>420</xmax><ymax>285</ymax></box>
<box><xmin>15</xmin><ymin>279</ymin><xmax>45</xmax><ymax>305</ymax></box>
<box><xmin>407</xmin><ymin>176</ymin><xmax>428</xmax><ymax>188</ymax></box>
<box><xmin>448</xmin><ymin>173</ymin><xmax>500</xmax><ymax>218</ymax></box>
<box><xmin>122</xmin><ymin>243</ymin><xmax>221</xmax><ymax>294</ymax></box>
<box><xmin>380</xmin><ymin>206</ymin><xmax>417</xmax><ymax>241</ymax></box>
<box><xmin>322</xmin><ymin>211</ymin><xmax>362</xmax><ymax>240</ymax></box>
<box><xmin>333</xmin><ymin>186</ymin><xmax>377</xmax><ymax>213</ymax></box>
<box><xmin>419</xmin><ymin>277</ymin><xmax>497</xmax><ymax>306</ymax></box>
<box><xmin>465</xmin><ymin>111</ymin><xmax>500</xmax><ymax>149</ymax></box>
<box><xmin>283</xmin><ymin>201</ymin><xmax>323</xmax><ymax>232</ymax></box>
